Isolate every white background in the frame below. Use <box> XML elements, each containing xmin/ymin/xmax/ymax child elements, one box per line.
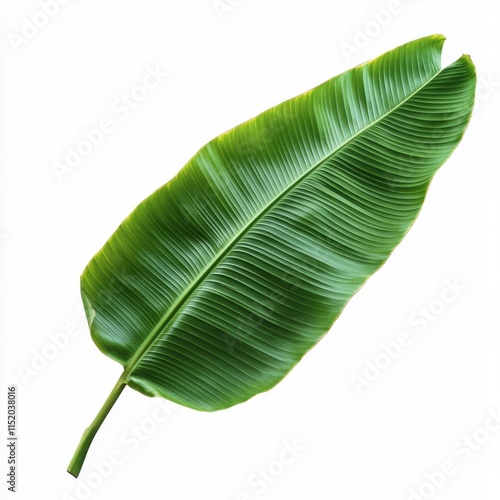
<box><xmin>2</xmin><ymin>0</ymin><xmax>500</xmax><ymax>499</ymax></box>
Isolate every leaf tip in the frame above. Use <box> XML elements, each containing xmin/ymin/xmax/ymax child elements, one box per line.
<box><xmin>457</xmin><ymin>52</ymin><xmax>476</xmax><ymax>77</ymax></box>
<box><xmin>431</xmin><ymin>33</ymin><xmax>446</xmax><ymax>53</ymax></box>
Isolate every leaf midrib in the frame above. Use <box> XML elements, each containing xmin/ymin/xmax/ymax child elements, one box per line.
<box><xmin>123</xmin><ymin>60</ymin><xmax>444</xmax><ymax>379</ymax></box>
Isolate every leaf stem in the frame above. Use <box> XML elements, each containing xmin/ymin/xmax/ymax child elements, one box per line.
<box><xmin>67</xmin><ymin>373</ymin><xmax>126</xmax><ymax>477</ymax></box>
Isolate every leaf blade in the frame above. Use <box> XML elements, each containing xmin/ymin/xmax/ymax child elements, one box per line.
<box><xmin>81</xmin><ymin>36</ymin><xmax>475</xmax><ymax>412</ymax></box>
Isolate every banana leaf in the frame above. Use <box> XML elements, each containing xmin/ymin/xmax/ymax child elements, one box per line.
<box><xmin>68</xmin><ymin>34</ymin><xmax>476</xmax><ymax>477</ymax></box>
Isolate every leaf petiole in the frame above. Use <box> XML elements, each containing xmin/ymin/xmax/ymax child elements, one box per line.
<box><xmin>67</xmin><ymin>374</ymin><xmax>127</xmax><ymax>477</ymax></box>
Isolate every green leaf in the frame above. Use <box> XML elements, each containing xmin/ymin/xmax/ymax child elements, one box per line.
<box><xmin>68</xmin><ymin>34</ymin><xmax>476</xmax><ymax>477</ymax></box>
